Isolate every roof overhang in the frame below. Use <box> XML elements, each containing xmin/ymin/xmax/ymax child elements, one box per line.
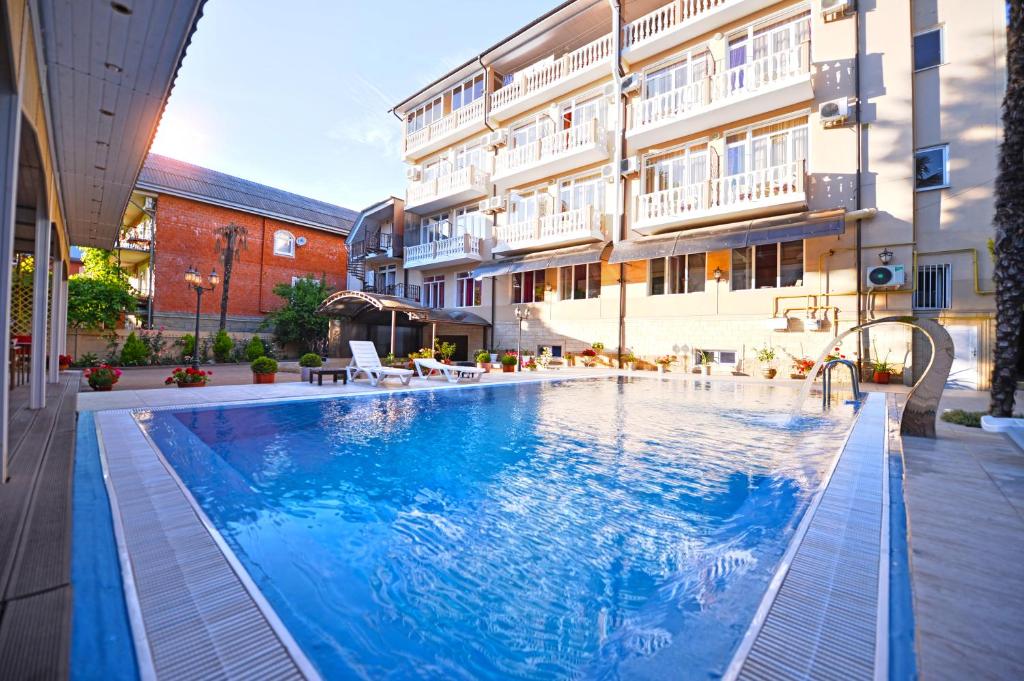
<box><xmin>317</xmin><ymin>290</ymin><xmax>490</xmax><ymax>327</ymax></box>
<box><xmin>472</xmin><ymin>241</ymin><xmax>609</xmax><ymax>278</ymax></box>
<box><xmin>608</xmin><ymin>210</ymin><xmax>847</xmax><ymax>264</ymax></box>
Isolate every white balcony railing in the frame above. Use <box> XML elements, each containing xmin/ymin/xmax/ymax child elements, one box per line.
<box><xmin>629</xmin><ymin>44</ymin><xmax>809</xmax><ymax>134</ymax></box>
<box><xmin>404</xmin><ymin>233</ymin><xmax>482</xmax><ymax>268</ymax></box>
<box><xmin>406</xmin><ymin>165</ymin><xmax>490</xmax><ymax>211</ymax></box>
<box><xmin>491</xmin><ymin>34</ymin><xmax>613</xmax><ymax>115</ymax></box>
<box><xmin>623</xmin><ymin>0</ymin><xmax>730</xmax><ymax>48</ymax></box>
<box><xmin>494</xmin><ymin>207</ymin><xmax>602</xmax><ymax>253</ymax></box>
<box><xmin>635</xmin><ymin>161</ymin><xmax>806</xmax><ymax>229</ymax></box>
<box><xmin>404</xmin><ymin>98</ymin><xmax>486</xmax><ymax>157</ymax></box>
<box><xmin>495</xmin><ymin>119</ymin><xmax>605</xmax><ymax>178</ymax></box>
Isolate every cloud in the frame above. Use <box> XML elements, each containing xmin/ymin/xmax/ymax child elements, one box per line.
<box><xmin>328</xmin><ymin>113</ymin><xmax>402</xmax><ymax>157</ymax></box>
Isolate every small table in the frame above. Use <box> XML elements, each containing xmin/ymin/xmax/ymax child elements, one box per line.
<box><xmin>308</xmin><ymin>368</ymin><xmax>348</xmax><ymax>386</ymax></box>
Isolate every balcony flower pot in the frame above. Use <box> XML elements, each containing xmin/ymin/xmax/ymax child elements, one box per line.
<box><xmin>761</xmin><ymin>368</ymin><xmax>777</xmax><ymax>379</ymax></box>
<box><xmin>873</xmin><ymin>371</ymin><xmax>891</xmax><ymax>384</ymax></box>
<box><xmin>251</xmin><ymin>357</ymin><xmax>278</xmax><ymax>385</ymax></box>
<box><xmin>791</xmin><ymin>373</ymin><xmax>807</xmax><ymax>380</ymax></box>
<box><xmin>702</xmin><ymin>365</ymin><xmax>712</xmax><ymax>376</ymax></box>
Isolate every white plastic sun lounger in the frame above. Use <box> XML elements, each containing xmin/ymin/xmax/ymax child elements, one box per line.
<box><xmin>346</xmin><ymin>341</ymin><xmax>414</xmax><ymax>387</ymax></box>
<box><xmin>413</xmin><ymin>357</ymin><xmax>485</xmax><ymax>384</ymax></box>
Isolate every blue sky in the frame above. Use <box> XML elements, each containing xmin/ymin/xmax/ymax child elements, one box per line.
<box><xmin>150</xmin><ymin>0</ymin><xmax>561</xmax><ymax>212</ymax></box>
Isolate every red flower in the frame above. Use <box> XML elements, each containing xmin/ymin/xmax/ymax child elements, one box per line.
<box><xmin>164</xmin><ymin>377</ymin><xmax>174</xmax><ymax>385</ymax></box>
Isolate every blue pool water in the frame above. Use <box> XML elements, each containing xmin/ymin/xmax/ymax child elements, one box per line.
<box><xmin>137</xmin><ymin>377</ymin><xmax>855</xmax><ymax>680</ymax></box>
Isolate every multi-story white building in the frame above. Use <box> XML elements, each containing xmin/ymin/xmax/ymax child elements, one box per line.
<box><xmin>332</xmin><ymin>0</ymin><xmax>1006</xmax><ymax>387</ymax></box>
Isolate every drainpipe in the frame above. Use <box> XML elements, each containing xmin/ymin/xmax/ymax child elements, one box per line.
<box><xmin>608</xmin><ymin>0</ymin><xmax>626</xmax><ymax>365</ymax></box>
<box><xmin>854</xmin><ymin>4</ymin><xmax>864</xmax><ymax>374</ymax></box>
<box><xmin>479</xmin><ymin>56</ymin><xmax>497</xmax><ymax>133</ymax></box>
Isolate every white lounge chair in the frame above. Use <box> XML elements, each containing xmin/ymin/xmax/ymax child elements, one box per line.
<box><xmin>346</xmin><ymin>341</ymin><xmax>414</xmax><ymax>387</ymax></box>
<box><xmin>413</xmin><ymin>357</ymin><xmax>485</xmax><ymax>384</ymax></box>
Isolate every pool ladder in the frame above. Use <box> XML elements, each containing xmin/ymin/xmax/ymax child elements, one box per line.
<box><xmin>822</xmin><ymin>359</ymin><xmax>865</xmax><ymax>409</ymax></box>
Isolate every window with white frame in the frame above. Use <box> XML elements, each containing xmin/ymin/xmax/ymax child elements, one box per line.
<box><xmin>453</xmin><ymin>205</ymin><xmax>486</xmax><ymax>238</ymax></box>
<box><xmin>695</xmin><ymin>348</ymin><xmax>738</xmax><ymax>367</ymax></box>
<box><xmin>508</xmin><ymin>187</ymin><xmax>546</xmax><ymax>224</ymax></box>
<box><xmin>643</xmin><ymin>50</ymin><xmax>710</xmax><ymax>100</ymax></box>
<box><xmin>559</xmin><ymin>263</ymin><xmax>600</xmax><ymax>300</ymax></box>
<box><xmin>649</xmin><ymin>253</ymin><xmax>707</xmax><ymax>295</ymax></box>
<box><xmin>273</xmin><ymin>230</ymin><xmax>295</xmax><ymax>257</ymax></box>
<box><xmin>913</xmin><ymin>28</ymin><xmax>943</xmax><ymax>71</ymax></box>
<box><xmin>419</xmin><ymin>212</ymin><xmax>451</xmax><ymax>244</ymax></box>
<box><xmin>557</xmin><ymin>174</ymin><xmax>602</xmax><ymax>214</ymax></box>
<box><xmin>455</xmin><ymin>271</ymin><xmax>482</xmax><ymax>307</ymax></box>
<box><xmin>915</xmin><ymin>145</ymin><xmax>949</xmax><ymax>191</ymax></box>
<box><xmin>451</xmin><ymin>74</ymin><xmax>484</xmax><ymax>111</ymax></box>
<box><xmin>452</xmin><ymin>141</ymin><xmax>485</xmax><ymax>172</ymax></box>
<box><xmin>643</xmin><ymin>144</ymin><xmax>709</xmax><ymax>195</ymax></box>
<box><xmin>407</xmin><ymin>96</ymin><xmax>443</xmax><ymax>133</ymax></box>
<box><xmin>914</xmin><ymin>264</ymin><xmax>952</xmax><ymax>310</ymax></box>
<box><xmin>291</xmin><ymin>275</ymin><xmax>312</xmax><ymax>287</ymax></box>
<box><xmin>510</xmin><ymin>114</ymin><xmax>554</xmax><ymax>149</ymax></box>
<box><xmin>374</xmin><ymin>264</ymin><xmax>397</xmax><ymax>292</ymax></box>
<box><xmin>512</xmin><ymin>270</ymin><xmax>545</xmax><ymax>304</ymax></box>
<box><xmin>559</xmin><ymin>93</ymin><xmax>602</xmax><ymax>130</ymax></box>
<box><xmin>423</xmin><ymin>274</ymin><xmax>445</xmax><ymax>308</ymax></box>
<box><xmin>726</xmin><ymin>10</ymin><xmax>810</xmax><ymax>91</ymax></box>
<box><xmin>731</xmin><ymin>240</ymin><xmax>804</xmax><ymax>290</ymax></box>
<box><xmin>725</xmin><ymin>117</ymin><xmax>808</xmax><ymax>179</ymax></box>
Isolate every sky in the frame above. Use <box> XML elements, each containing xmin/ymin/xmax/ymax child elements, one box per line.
<box><xmin>150</xmin><ymin>0</ymin><xmax>562</xmax><ymax>212</ymax></box>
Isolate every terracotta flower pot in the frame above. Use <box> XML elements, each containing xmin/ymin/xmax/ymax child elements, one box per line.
<box><xmin>253</xmin><ymin>372</ymin><xmax>276</xmax><ymax>384</ymax></box>
<box><xmin>91</xmin><ymin>384</ymin><xmax>112</xmax><ymax>392</ymax></box>
<box><xmin>761</xmin><ymin>368</ymin><xmax>777</xmax><ymax>379</ymax></box>
<box><xmin>791</xmin><ymin>373</ymin><xmax>806</xmax><ymax>380</ymax></box>
<box><xmin>177</xmin><ymin>381</ymin><xmax>205</xmax><ymax>388</ymax></box>
<box><xmin>59</xmin><ymin>363</ymin><xmax>70</xmax><ymax>372</ymax></box>
<box><xmin>502</xmin><ymin>364</ymin><xmax>514</xmax><ymax>373</ymax></box>
<box><xmin>873</xmin><ymin>371</ymin><xmax>891</xmax><ymax>384</ymax></box>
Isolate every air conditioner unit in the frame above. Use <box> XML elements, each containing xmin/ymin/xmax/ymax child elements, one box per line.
<box><xmin>621</xmin><ymin>74</ymin><xmax>641</xmax><ymax>96</ymax></box>
<box><xmin>406</xmin><ymin>166</ymin><xmax>421</xmax><ymax>181</ymax></box>
<box><xmin>603</xmin><ymin>82</ymin><xmax>616</xmax><ymax>100</ymax></box>
<box><xmin>620</xmin><ymin>156</ymin><xmax>640</xmax><ymax>177</ymax></box>
<box><xmin>479</xmin><ymin>196</ymin><xmax>506</xmax><ymax>214</ymax></box>
<box><xmin>484</xmin><ymin>129</ymin><xmax>508</xmax><ymax>149</ymax></box>
<box><xmin>819</xmin><ymin>98</ymin><xmax>850</xmax><ymax>127</ymax></box>
<box><xmin>805</xmin><ymin>317</ymin><xmax>824</xmax><ymax>331</ymax></box>
<box><xmin>866</xmin><ymin>264</ymin><xmax>905</xmax><ymax>287</ymax></box>
<box><xmin>601</xmin><ymin>164</ymin><xmax>616</xmax><ymax>182</ymax></box>
<box><xmin>765</xmin><ymin>316</ymin><xmax>790</xmax><ymax>331</ymax></box>
<box><xmin>295</xmin><ymin>236</ymin><xmax>308</xmax><ymax>247</ymax></box>
<box><xmin>143</xmin><ymin>196</ymin><xmax>155</xmax><ymax>212</ymax></box>
<box><xmin>821</xmin><ymin>0</ymin><xmax>854</xmax><ymax>19</ymax></box>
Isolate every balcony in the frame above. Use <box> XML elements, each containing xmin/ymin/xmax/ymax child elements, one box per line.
<box><xmin>362</xmin><ymin>282</ymin><xmax>421</xmax><ymax>303</ymax></box>
<box><xmin>118</xmin><ymin>222</ymin><xmax>153</xmax><ymax>252</ymax></box>
<box><xmin>493</xmin><ymin>207</ymin><xmax>605</xmax><ymax>255</ymax></box>
<box><xmin>403</xmin><ymin>98</ymin><xmax>487</xmax><ymax>161</ymax></box>
<box><xmin>490</xmin><ymin>34</ymin><xmax>614</xmax><ymax>121</ymax></box>
<box><xmin>626</xmin><ymin>45</ymin><xmax>812</xmax><ymax>150</ymax></box>
<box><xmin>493</xmin><ymin>119</ymin><xmax>610</xmax><ymax>190</ymax></box>
<box><xmin>350</xmin><ymin>231</ymin><xmax>400</xmax><ymax>263</ymax></box>
<box><xmin>404</xmin><ymin>233</ymin><xmax>484</xmax><ymax>270</ymax></box>
<box><xmin>633</xmin><ymin>161</ymin><xmax>806</xmax><ymax>235</ymax></box>
<box><xmin>406</xmin><ymin>165</ymin><xmax>491</xmax><ymax>214</ymax></box>
<box><xmin>621</xmin><ymin>0</ymin><xmax>781</xmax><ymax>65</ymax></box>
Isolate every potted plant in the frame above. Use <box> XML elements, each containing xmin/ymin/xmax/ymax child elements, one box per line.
<box><xmin>434</xmin><ymin>339</ymin><xmax>456</xmax><ymax>364</ymax></box>
<box><xmin>655</xmin><ymin>355</ymin><xmax>675</xmax><ymax>374</ymax></box>
<box><xmin>621</xmin><ymin>351</ymin><xmax>637</xmax><ymax>371</ymax></box>
<box><xmin>755</xmin><ymin>345</ymin><xmax>777</xmax><ymax>379</ymax></box>
<box><xmin>489</xmin><ymin>349</ymin><xmax>499</xmax><ymax>363</ymax></box>
<box><xmin>500</xmin><ymin>352</ymin><xmax>518</xmax><ymax>373</ymax></box>
<box><xmin>870</xmin><ymin>356</ymin><xmax>895</xmax><ymax>384</ymax></box>
<box><xmin>58</xmin><ymin>354</ymin><xmax>72</xmax><ymax>371</ymax></box>
<box><xmin>592</xmin><ymin>342</ymin><xmax>605</xmax><ymax>351</ymax></box>
<box><xmin>565</xmin><ymin>351</ymin><xmax>576</xmax><ymax>367</ymax></box>
<box><xmin>84</xmin><ymin>364</ymin><xmax>122</xmax><ymax>392</ymax></box>
<box><xmin>536</xmin><ymin>347</ymin><xmax>552</xmax><ymax>370</ymax></box>
<box><xmin>299</xmin><ymin>352</ymin><xmax>322</xmax><ymax>381</ymax></box>
<box><xmin>698</xmin><ymin>350</ymin><xmax>713</xmax><ymax>375</ymax></box>
<box><xmin>791</xmin><ymin>357</ymin><xmax>815</xmax><ymax>380</ymax></box>
<box><xmin>524</xmin><ymin>358</ymin><xmax>538</xmax><ymax>371</ymax></box>
<box><xmin>580</xmin><ymin>348</ymin><xmax>598</xmax><ymax>367</ymax></box>
<box><xmin>475</xmin><ymin>350</ymin><xmax>491</xmax><ymax>371</ymax></box>
<box><xmin>251</xmin><ymin>356</ymin><xmax>278</xmax><ymax>384</ymax></box>
<box><xmin>165</xmin><ymin>366</ymin><xmax>211</xmax><ymax>388</ymax></box>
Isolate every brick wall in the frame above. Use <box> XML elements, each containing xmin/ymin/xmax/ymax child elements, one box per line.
<box><xmin>152</xmin><ymin>194</ymin><xmax>348</xmax><ymax>329</ymax></box>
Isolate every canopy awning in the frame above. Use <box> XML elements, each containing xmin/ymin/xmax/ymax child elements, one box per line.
<box><xmin>608</xmin><ymin>209</ymin><xmax>847</xmax><ymax>264</ymax></box>
<box><xmin>317</xmin><ymin>290</ymin><xmax>489</xmax><ymax>326</ymax></box>
<box><xmin>472</xmin><ymin>241</ymin><xmax>609</xmax><ymax>278</ymax></box>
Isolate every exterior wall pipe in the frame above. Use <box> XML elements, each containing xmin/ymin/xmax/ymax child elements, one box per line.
<box><xmin>608</xmin><ymin>0</ymin><xmax>626</xmax><ymax>364</ymax></box>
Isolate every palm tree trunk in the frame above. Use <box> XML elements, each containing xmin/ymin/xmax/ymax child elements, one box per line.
<box><xmin>991</xmin><ymin>2</ymin><xmax>1024</xmax><ymax>417</ymax></box>
<box><xmin>218</xmin><ymin>232</ymin><xmax>235</xmax><ymax>332</ymax></box>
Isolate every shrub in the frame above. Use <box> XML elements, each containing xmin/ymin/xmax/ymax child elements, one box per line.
<box><xmin>179</xmin><ymin>333</ymin><xmax>195</xmax><ymax>359</ymax></box>
<box><xmin>74</xmin><ymin>352</ymin><xmax>100</xmax><ymax>368</ymax></box>
<box><xmin>212</xmin><ymin>330</ymin><xmax>234</xmax><ymax>363</ymax></box>
<box><xmin>119</xmin><ymin>332</ymin><xmax>149</xmax><ymax>366</ymax></box>
<box><xmin>940</xmin><ymin>409</ymin><xmax>984</xmax><ymax>428</ymax></box>
<box><xmin>244</xmin><ymin>335</ymin><xmax>266</xmax><ymax>361</ymax></box>
<box><xmin>84</xmin><ymin>364</ymin><xmax>122</xmax><ymax>389</ymax></box>
<box><xmin>500</xmin><ymin>353</ymin><xmax>518</xmax><ymax>366</ymax></box>
<box><xmin>475</xmin><ymin>350</ymin><xmax>491</xmax><ymax>363</ymax></box>
<box><xmin>165</xmin><ymin>367</ymin><xmax>212</xmax><ymax>386</ymax></box>
<box><xmin>250</xmin><ymin>356</ymin><xmax>278</xmax><ymax>374</ymax></box>
<box><xmin>299</xmin><ymin>353</ymin><xmax>322</xmax><ymax>368</ymax></box>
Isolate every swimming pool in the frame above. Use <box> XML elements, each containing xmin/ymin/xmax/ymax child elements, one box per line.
<box><xmin>136</xmin><ymin>377</ymin><xmax>856</xmax><ymax>679</ymax></box>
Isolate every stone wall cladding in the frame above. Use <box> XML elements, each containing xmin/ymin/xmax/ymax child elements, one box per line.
<box><xmin>152</xmin><ymin>194</ymin><xmax>348</xmax><ymax>320</ymax></box>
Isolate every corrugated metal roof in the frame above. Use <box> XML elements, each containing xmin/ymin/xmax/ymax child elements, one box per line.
<box><xmin>138</xmin><ymin>154</ymin><xmax>359</xmax><ymax>234</ymax></box>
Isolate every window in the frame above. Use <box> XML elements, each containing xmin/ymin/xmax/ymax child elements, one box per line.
<box><xmin>724</xmin><ymin>117</ymin><xmax>809</xmax><ymax>180</ymax></box>
<box><xmin>511</xmin><ymin>115</ymin><xmax>554</xmax><ymax>149</ymax></box>
<box><xmin>643</xmin><ymin>145</ymin><xmax>708</xmax><ymax>194</ymax></box>
<box><xmin>456</xmin><ymin>271</ymin><xmax>482</xmax><ymax>307</ymax></box>
<box><xmin>559</xmin><ymin>94</ymin><xmax>601</xmax><ymax>130</ymax></box>
<box><xmin>291</xmin><ymin>275</ymin><xmax>310</xmax><ymax>287</ymax></box>
<box><xmin>559</xmin><ymin>263</ymin><xmax>600</xmax><ymax>300</ymax></box>
<box><xmin>372</xmin><ymin>264</ymin><xmax>397</xmax><ymax>293</ymax></box>
<box><xmin>512</xmin><ymin>270</ymin><xmax>545</xmax><ymax>304</ymax></box>
<box><xmin>451</xmin><ymin>74</ymin><xmax>484</xmax><ymax>111</ymax></box>
<box><xmin>407</xmin><ymin>96</ymin><xmax>443</xmax><ymax>133</ymax></box>
<box><xmin>913</xmin><ymin>28</ymin><xmax>942</xmax><ymax>71</ymax></box>
<box><xmin>731</xmin><ymin>241</ymin><xmax>803</xmax><ymax>290</ymax></box>
<box><xmin>915</xmin><ymin>145</ymin><xmax>949</xmax><ymax>191</ymax></box>
<box><xmin>423</xmin><ymin>274</ymin><xmax>445</xmax><ymax>308</ymax></box>
<box><xmin>508</xmin><ymin>188</ymin><xmax>545</xmax><ymax>223</ymax></box>
<box><xmin>648</xmin><ymin>253</ymin><xmax>706</xmax><ymax>295</ymax></box>
<box><xmin>558</xmin><ymin>174</ymin><xmax>602</xmax><ymax>213</ymax></box>
<box><xmin>726</xmin><ymin>10</ymin><xmax>811</xmax><ymax>89</ymax></box>
<box><xmin>453</xmin><ymin>205</ymin><xmax>486</xmax><ymax>238</ymax></box>
<box><xmin>914</xmin><ymin>264</ymin><xmax>952</xmax><ymax>310</ymax></box>
<box><xmin>695</xmin><ymin>349</ymin><xmax>738</xmax><ymax>367</ymax></box>
<box><xmin>273</xmin><ymin>230</ymin><xmax>295</xmax><ymax>257</ymax></box>
<box><xmin>419</xmin><ymin>212</ymin><xmax>451</xmax><ymax>244</ymax></box>
<box><xmin>643</xmin><ymin>51</ymin><xmax>709</xmax><ymax>100</ymax></box>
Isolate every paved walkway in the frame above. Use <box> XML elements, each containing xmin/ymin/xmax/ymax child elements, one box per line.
<box><xmin>901</xmin><ymin>391</ymin><xmax>1024</xmax><ymax>680</ymax></box>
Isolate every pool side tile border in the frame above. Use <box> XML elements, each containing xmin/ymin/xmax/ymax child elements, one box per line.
<box><xmin>94</xmin><ymin>410</ymin><xmax>320</xmax><ymax>680</ymax></box>
<box><xmin>725</xmin><ymin>392</ymin><xmax>888</xmax><ymax>680</ymax></box>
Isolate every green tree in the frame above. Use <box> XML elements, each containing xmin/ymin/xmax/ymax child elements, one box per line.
<box><xmin>262</xmin><ymin>277</ymin><xmax>332</xmax><ymax>354</ymax></box>
<box><xmin>214</xmin><ymin>223</ymin><xmax>249</xmax><ymax>332</ymax></box>
<box><xmin>244</xmin><ymin>335</ymin><xmax>266</xmax><ymax>361</ymax></box>
<box><xmin>67</xmin><ymin>248</ymin><xmax>137</xmax><ymax>333</ymax></box>
<box><xmin>991</xmin><ymin>2</ymin><xmax>1024</xmax><ymax>417</ymax></box>
<box><xmin>119</xmin><ymin>331</ymin><xmax>149</xmax><ymax>366</ymax></box>
<box><xmin>212</xmin><ymin>330</ymin><xmax>234</xmax><ymax>362</ymax></box>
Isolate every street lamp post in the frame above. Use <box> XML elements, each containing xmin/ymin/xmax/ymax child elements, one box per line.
<box><xmin>184</xmin><ymin>265</ymin><xmax>219</xmax><ymax>369</ymax></box>
<box><xmin>514</xmin><ymin>305</ymin><xmax>530</xmax><ymax>372</ymax></box>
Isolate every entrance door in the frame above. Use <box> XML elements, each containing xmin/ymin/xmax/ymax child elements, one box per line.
<box><xmin>945</xmin><ymin>325</ymin><xmax>979</xmax><ymax>390</ymax></box>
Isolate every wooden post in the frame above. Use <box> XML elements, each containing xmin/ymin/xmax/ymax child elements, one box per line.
<box><xmin>389</xmin><ymin>310</ymin><xmax>396</xmax><ymax>356</ymax></box>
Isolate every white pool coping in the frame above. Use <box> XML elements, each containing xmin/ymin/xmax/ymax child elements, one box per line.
<box><xmin>87</xmin><ymin>372</ymin><xmax>890</xmax><ymax>679</ymax></box>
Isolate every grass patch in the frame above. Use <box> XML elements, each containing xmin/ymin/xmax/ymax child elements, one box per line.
<box><xmin>940</xmin><ymin>409</ymin><xmax>984</xmax><ymax>428</ymax></box>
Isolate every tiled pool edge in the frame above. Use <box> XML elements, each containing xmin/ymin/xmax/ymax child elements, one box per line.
<box><xmin>725</xmin><ymin>392</ymin><xmax>888</xmax><ymax>680</ymax></box>
<box><xmin>93</xmin><ymin>410</ymin><xmax>319</xmax><ymax>680</ymax></box>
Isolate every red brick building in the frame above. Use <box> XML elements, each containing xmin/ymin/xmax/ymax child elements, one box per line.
<box><xmin>117</xmin><ymin>154</ymin><xmax>357</xmax><ymax>332</ymax></box>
